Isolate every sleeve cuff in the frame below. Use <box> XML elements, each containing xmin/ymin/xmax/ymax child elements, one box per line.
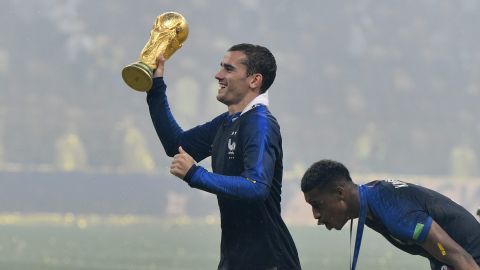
<box><xmin>147</xmin><ymin>77</ymin><xmax>166</xmax><ymax>94</ymax></box>
<box><xmin>184</xmin><ymin>164</ymin><xmax>200</xmax><ymax>184</ymax></box>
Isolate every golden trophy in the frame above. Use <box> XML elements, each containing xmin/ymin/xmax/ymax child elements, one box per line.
<box><xmin>122</xmin><ymin>12</ymin><xmax>189</xmax><ymax>92</ymax></box>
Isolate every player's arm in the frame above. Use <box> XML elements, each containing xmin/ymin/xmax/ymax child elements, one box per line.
<box><xmin>146</xmin><ymin>78</ymin><xmax>225</xmax><ymax>161</ymax></box>
<box><xmin>146</xmin><ymin>77</ymin><xmax>183</xmax><ymax>155</ymax></box>
<box><xmin>146</xmin><ymin>54</ymin><xmax>182</xmax><ymax>156</ymax></box>
<box><xmin>146</xmin><ymin>55</ymin><xmax>224</xmax><ymax>161</ymax></box>
<box><xmin>170</xmin><ymin>147</ymin><xmax>270</xmax><ymax>201</ymax></box>
<box><xmin>420</xmin><ymin>220</ymin><xmax>479</xmax><ymax>269</ymax></box>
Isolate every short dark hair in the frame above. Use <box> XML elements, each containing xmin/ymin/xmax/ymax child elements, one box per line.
<box><xmin>228</xmin><ymin>43</ymin><xmax>277</xmax><ymax>93</ymax></box>
<box><xmin>301</xmin><ymin>160</ymin><xmax>353</xmax><ymax>193</ymax></box>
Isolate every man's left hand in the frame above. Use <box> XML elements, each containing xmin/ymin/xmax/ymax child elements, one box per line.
<box><xmin>170</xmin><ymin>146</ymin><xmax>195</xmax><ymax>179</ymax></box>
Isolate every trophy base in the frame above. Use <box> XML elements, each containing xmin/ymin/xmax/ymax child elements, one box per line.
<box><xmin>122</xmin><ymin>62</ymin><xmax>153</xmax><ymax>92</ymax></box>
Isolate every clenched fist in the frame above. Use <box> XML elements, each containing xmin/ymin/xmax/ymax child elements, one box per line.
<box><xmin>170</xmin><ymin>146</ymin><xmax>195</xmax><ymax>179</ymax></box>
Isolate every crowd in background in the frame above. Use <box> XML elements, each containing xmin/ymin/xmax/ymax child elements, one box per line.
<box><xmin>1</xmin><ymin>0</ymin><xmax>479</xmax><ymax>178</ymax></box>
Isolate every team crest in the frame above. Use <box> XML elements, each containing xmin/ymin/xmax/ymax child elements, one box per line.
<box><xmin>227</xmin><ymin>138</ymin><xmax>236</xmax><ymax>159</ymax></box>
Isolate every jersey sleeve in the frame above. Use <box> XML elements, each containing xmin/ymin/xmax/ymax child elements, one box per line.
<box><xmin>185</xmin><ymin>165</ymin><xmax>270</xmax><ymax>201</ymax></box>
<box><xmin>367</xmin><ymin>185</ymin><xmax>433</xmax><ymax>244</ymax></box>
<box><xmin>146</xmin><ymin>77</ymin><xmax>226</xmax><ymax>162</ymax></box>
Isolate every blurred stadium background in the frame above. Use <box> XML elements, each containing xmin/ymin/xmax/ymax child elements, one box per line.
<box><xmin>1</xmin><ymin>0</ymin><xmax>479</xmax><ymax>269</ymax></box>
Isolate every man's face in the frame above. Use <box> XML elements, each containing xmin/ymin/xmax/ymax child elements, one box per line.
<box><xmin>304</xmin><ymin>186</ymin><xmax>350</xmax><ymax>230</ymax></box>
<box><xmin>215</xmin><ymin>51</ymin><xmax>253</xmax><ymax>106</ymax></box>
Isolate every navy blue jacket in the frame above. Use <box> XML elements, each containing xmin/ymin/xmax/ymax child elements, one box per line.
<box><xmin>147</xmin><ymin>77</ymin><xmax>301</xmax><ymax>270</ymax></box>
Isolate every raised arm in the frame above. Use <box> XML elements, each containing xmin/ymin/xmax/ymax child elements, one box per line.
<box><xmin>146</xmin><ymin>54</ymin><xmax>225</xmax><ymax>161</ymax></box>
<box><xmin>146</xmin><ymin>77</ymin><xmax>183</xmax><ymax>156</ymax></box>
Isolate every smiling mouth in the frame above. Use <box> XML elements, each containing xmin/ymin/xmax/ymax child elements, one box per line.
<box><xmin>218</xmin><ymin>81</ymin><xmax>227</xmax><ymax>89</ymax></box>
<box><xmin>217</xmin><ymin>86</ymin><xmax>226</xmax><ymax>94</ymax></box>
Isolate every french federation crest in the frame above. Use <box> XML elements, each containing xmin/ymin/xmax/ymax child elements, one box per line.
<box><xmin>227</xmin><ymin>138</ymin><xmax>236</xmax><ymax>159</ymax></box>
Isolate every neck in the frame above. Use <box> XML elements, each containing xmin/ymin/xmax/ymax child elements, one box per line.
<box><xmin>227</xmin><ymin>93</ymin><xmax>258</xmax><ymax>114</ymax></box>
<box><xmin>349</xmin><ymin>184</ymin><xmax>373</xmax><ymax>221</ymax></box>
<box><xmin>348</xmin><ymin>184</ymin><xmax>361</xmax><ymax>219</ymax></box>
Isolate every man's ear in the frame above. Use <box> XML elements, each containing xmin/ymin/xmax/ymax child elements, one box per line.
<box><xmin>249</xmin><ymin>73</ymin><xmax>263</xmax><ymax>89</ymax></box>
<box><xmin>334</xmin><ymin>184</ymin><xmax>346</xmax><ymax>201</ymax></box>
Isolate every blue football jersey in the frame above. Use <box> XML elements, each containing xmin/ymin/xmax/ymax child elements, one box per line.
<box><xmin>362</xmin><ymin>180</ymin><xmax>480</xmax><ymax>266</ymax></box>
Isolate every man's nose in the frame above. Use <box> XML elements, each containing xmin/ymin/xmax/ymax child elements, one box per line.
<box><xmin>312</xmin><ymin>208</ymin><xmax>321</xmax><ymax>219</ymax></box>
<box><xmin>215</xmin><ymin>70</ymin><xmax>223</xmax><ymax>80</ymax></box>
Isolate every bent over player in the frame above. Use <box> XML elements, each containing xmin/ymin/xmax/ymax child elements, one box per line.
<box><xmin>301</xmin><ymin>159</ymin><xmax>480</xmax><ymax>270</ymax></box>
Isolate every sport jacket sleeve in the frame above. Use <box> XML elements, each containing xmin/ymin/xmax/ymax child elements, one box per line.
<box><xmin>146</xmin><ymin>77</ymin><xmax>225</xmax><ymax>162</ymax></box>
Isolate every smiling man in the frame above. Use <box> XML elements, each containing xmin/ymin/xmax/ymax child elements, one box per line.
<box><xmin>146</xmin><ymin>44</ymin><xmax>301</xmax><ymax>270</ymax></box>
<box><xmin>301</xmin><ymin>159</ymin><xmax>480</xmax><ymax>270</ymax></box>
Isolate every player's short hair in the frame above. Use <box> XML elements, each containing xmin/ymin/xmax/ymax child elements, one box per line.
<box><xmin>301</xmin><ymin>159</ymin><xmax>352</xmax><ymax>193</ymax></box>
<box><xmin>228</xmin><ymin>43</ymin><xmax>276</xmax><ymax>93</ymax></box>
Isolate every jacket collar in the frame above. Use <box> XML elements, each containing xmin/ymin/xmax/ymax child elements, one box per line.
<box><xmin>240</xmin><ymin>91</ymin><xmax>269</xmax><ymax>116</ymax></box>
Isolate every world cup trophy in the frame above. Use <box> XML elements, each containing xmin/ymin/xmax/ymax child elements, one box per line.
<box><xmin>122</xmin><ymin>12</ymin><xmax>189</xmax><ymax>92</ymax></box>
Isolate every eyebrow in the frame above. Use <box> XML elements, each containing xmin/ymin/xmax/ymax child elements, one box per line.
<box><xmin>308</xmin><ymin>199</ymin><xmax>323</xmax><ymax>206</ymax></box>
<box><xmin>221</xmin><ymin>62</ymin><xmax>235</xmax><ymax>71</ymax></box>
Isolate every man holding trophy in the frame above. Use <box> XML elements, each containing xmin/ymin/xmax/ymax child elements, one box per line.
<box><xmin>123</xmin><ymin>12</ymin><xmax>301</xmax><ymax>270</ymax></box>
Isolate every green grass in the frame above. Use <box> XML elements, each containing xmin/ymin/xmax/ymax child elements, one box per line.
<box><xmin>0</xmin><ymin>224</ymin><xmax>428</xmax><ymax>269</ymax></box>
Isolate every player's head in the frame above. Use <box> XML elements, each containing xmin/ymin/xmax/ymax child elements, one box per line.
<box><xmin>228</xmin><ymin>43</ymin><xmax>276</xmax><ymax>93</ymax></box>
<box><xmin>301</xmin><ymin>159</ymin><xmax>355</xmax><ymax>230</ymax></box>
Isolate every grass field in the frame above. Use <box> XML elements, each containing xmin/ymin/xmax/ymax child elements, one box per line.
<box><xmin>0</xmin><ymin>215</ymin><xmax>429</xmax><ymax>270</ymax></box>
